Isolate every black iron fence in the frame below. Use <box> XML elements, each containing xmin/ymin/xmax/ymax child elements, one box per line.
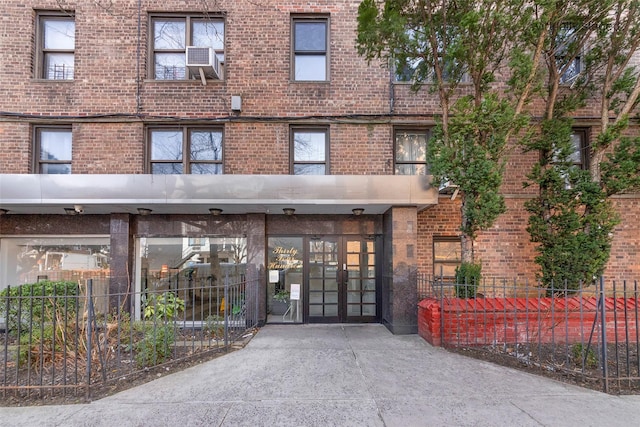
<box><xmin>1</xmin><ymin>274</ymin><xmax>259</xmax><ymax>401</ymax></box>
<box><xmin>416</xmin><ymin>273</ymin><xmax>640</xmax><ymax>394</ymax></box>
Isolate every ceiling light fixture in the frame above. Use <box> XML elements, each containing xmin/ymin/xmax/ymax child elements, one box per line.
<box><xmin>352</xmin><ymin>208</ymin><xmax>365</xmax><ymax>216</ymax></box>
<box><xmin>209</xmin><ymin>208</ymin><xmax>223</xmax><ymax>216</ymax></box>
<box><xmin>137</xmin><ymin>208</ymin><xmax>152</xmax><ymax>216</ymax></box>
<box><xmin>283</xmin><ymin>208</ymin><xmax>296</xmax><ymax>216</ymax></box>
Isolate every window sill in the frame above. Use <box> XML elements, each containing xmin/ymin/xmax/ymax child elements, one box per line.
<box><xmin>290</xmin><ymin>80</ymin><xmax>330</xmax><ymax>84</ymax></box>
<box><xmin>143</xmin><ymin>79</ymin><xmax>225</xmax><ymax>84</ymax></box>
<box><xmin>31</xmin><ymin>79</ymin><xmax>74</xmax><ymax>83</ymax></box>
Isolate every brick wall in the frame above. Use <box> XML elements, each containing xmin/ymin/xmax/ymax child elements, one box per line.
<box><xmin>419</xmin><ymin>296</ymin><xmax>640</xmax><ymax>347</ymax></box>
<box><xmin>0</xmin><ymin>0</ymin><xmax>638</xmax><ymax>282</ymax></box>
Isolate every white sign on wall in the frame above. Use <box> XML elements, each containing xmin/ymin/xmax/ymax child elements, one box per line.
<box><xmin>290</xmin><ymin>283</ymin><xmax>301</xmax><ymax>300</ymax></box>
<box><xmin>269</xmin><ymin>270</ymin><xmax>279</xmax><ymax>283</ymax></box>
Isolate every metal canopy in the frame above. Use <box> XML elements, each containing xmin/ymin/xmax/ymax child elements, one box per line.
<box><xmin>0</xmin><ymin>174</ymin><xmax>438</xmax><ymax>215</ymax></box>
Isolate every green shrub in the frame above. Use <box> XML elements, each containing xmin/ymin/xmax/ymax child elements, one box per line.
<box><xmin>454</xmin><ymin>263</ymin><xmax>482</xmax><ymax>299</ymax></box>
<box><xmin>572</xmin><ymin>343</ymin><xmax>598</xmax><ymax>369</ymax></box>
<box><xmin>143</xmin><ymin>292</ymin><xmax>185</xmax><ymax>321</ymax></box>
<box><xmin>134</xmin><ymin>323</ymin><xmax>176</xmax><ymax>367</ymax></box>
<box><xmin>0</xmin><ymin>281</ymin><xmax>79</xmax><ymax>334</ymax></box>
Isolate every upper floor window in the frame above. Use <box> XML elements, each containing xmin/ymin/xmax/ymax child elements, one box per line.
<box><xmin>292</xmin><ymin>17</ymin><xmax>329</xmax><ymax>81</ymax></box>
<box><xmin>291</xmin><ymin>127</ymin><xmax>328</xmax><ymax>175</ymax></box>
<box><xmin>37</xmin><ymin>13</ymin><xmax>75</xmax><ymax>80</ymax></box>
<box><xmin>556</xmin><ymin>25</ymin><xmax>582</xmax><ymax>85</ymax></box>
<box><xmin>148</xmin><ymin>127</ymin><xmax>223</xmax><ymax>174</ymax></box>
<box><xmin>35</xmin><ymin>127</ymin><xmax>72</xmax><ymax>174</ymax></box>
<box><xmin>151</xmin><ymin>15</ymin><xmax>224</xmax><ymax>81</ymax></box>
<box><xmin>394</xmin><ymin>129</ymin><xmax>429</xmax><ymax>175</ymax></box>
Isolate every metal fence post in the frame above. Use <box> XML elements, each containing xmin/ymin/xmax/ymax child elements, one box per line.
<box><xmin>599</xmin><ymin>276</ymin><xmax>608</xmax><ymax>393</ymax></box>
<box><xmin>85</xmin><ymin>279</ymin><xmax>93</xmax><ymax>400</ymax></box>
<box><xmin>224</xmin><ymin>272</ymin><xmax>229</xmax><ymax>348</ymax></box>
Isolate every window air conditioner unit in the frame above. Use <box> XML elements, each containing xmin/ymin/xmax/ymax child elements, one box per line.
<box><xmin>439</xmin><ymin>179</ymin><xmax>460</xmax><ymax>200</ymax></box>
<box><xmin>186</xmin><ymin>46</ymin><xmax>221</xmax><ymax>84</ymax></box>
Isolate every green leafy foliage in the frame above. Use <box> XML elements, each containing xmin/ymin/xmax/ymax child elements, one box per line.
<box><xmin>134</xmin><ymin>324</ymin><xmax>176</xmax><ymax>368</ymax></box>
<box><xmin>525</xmin><ymin>119</ymin><xmax>619</xmax><ymax>291</ymax></box>
<box><xmin>357</xmin><ymin>0</ymin><xmax>536</xmax><ymax>263</ymax></box>
<box><xmin>601</xmin><ymin>136</ymin><xmax>640</xmax><ymax>196</ymax></box>
<box><xmin>454</xmin><ymin>262</ymin><xmax>482</xmax><ymax>298</ymax></box>
<box><xmin>0</xmin><ymin>281</ymin><xmax>79</xmax><ymax>334</ymax></box>
<box><xmin>143</xmin><ymin>292</ymin><xmax>185</xmax><ymax>321</ymax></box>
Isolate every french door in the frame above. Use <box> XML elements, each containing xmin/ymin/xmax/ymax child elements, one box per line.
<box><xmin>307</xmin><ymin>236</ymin><xmax>377</xmax><ymax>323</ymax></box>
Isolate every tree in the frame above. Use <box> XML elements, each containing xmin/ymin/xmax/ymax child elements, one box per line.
<box><xmin>524</xmin><ymin>0</ymin><xmax>640</xmax><ymax>290</ymax></box>
<box><xmin>356</xmin><ymin>0</ymin><xmax>542</xmax><ymax>264</ymax></box>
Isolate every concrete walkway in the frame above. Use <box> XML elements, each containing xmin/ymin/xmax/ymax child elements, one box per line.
<box><xmin>1</xmin><ymin>324</ymin><xmax>639</xmax><ymax>426</ymax></box>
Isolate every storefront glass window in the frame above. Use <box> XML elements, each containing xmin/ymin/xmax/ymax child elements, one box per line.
<box><xmin>0</xmin><ymin>237</ymin><xmax>110</xmax><ymax>292</ymax></box>
<box><xmin>136</xmin><ymin>237</ymin><xmax>246</xmax><ymax>322</ymax></box>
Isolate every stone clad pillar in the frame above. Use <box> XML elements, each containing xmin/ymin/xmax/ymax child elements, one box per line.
<box><xmin>109</xmin><ymin>213</ymin><xmax>133</xmax><ymax>311</ymax></box>
<box><xmin>382</xmin><ymin>206</ymin><xmax>418</xmax><ymax>334</ymax></box>
<box><xmin>246</xmin><ymin>213</ymin><xmax>266</xmax><ymax>326</ymax></box>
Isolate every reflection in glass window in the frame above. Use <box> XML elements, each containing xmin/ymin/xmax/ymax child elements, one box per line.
<box><xmin>36</xmin><ymin>127</ymin><xmax>72</xmax><ymax>174</ymax></box>
<box><xmin>293</xmin><ymin>18</ymin><xmax>328</xmax><ymax>81</ymax></box>
<box><xmin>151</xmin><ymin>16</ymin><xmax>224</xmax><ymax>80</ymax></box>
<box><xmin>292</xmin><ymin>128</ymin><xmax>327</xmax><ymax>175</ymax></box>
<box><xmin>149</xmin><ymin>127</ymin><xmax>223</xmax><ymax>174</ymax></box>
<box><xmin>40</xmin><ymin>15</ymin><xmax>75</xmax><ymax>80</ymax></box>
<box><xmin>136</xmin><ymin>237</ymin><xmax>246</xmax><ymax>322</ymax></box>
<box><xmin>433</xmin><ymin>238</ymin><xmax>461</xmax><ymax>280</ymax></box>
<box><xmin>0</xmin><ymin>237</ymin><xmax>110</xmax><ymax>290</ymax></box>
<box><xmin>556</xmin><ymin>25</ymin><xmax>582</xmax><ymax>85</ymax></box>
<box><xmin>395</xmin><ymin>129</ymin><xmax>429</xmax><ymax>175</ymax></box>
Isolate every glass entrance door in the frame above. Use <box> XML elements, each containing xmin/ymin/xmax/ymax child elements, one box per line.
<box><xmin>307</xmin><ymin>236</ymin><xmax>376</xmax><ymax>323</ymax></box>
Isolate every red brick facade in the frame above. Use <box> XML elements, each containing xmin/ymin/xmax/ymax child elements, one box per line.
<box><xmin>1</xmin><ymin>0</ymin><xmax>639</xmax><ymax>284</ymax></box>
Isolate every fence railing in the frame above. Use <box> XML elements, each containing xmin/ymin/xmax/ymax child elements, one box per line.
<box><xmin>416</xmin><ymin>273</ymin><xmax>640</xmax><ymax>394</ymax></box>
<box><xmin>1</xmin><ymin>274</ymin><xmax>259</xmax><ymax>402</ymax></box>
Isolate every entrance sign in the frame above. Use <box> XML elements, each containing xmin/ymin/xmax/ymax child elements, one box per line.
<box><xmin>290</xmin><ymin>283</ymin><xmax>301</xmax><ymax>300</ymax></box>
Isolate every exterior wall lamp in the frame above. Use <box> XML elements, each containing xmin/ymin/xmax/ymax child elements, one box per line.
<box><xmin>137</xmin><ymin>208</ymin><xmax>152</xmax><ymax>216</ymax></box>
<box><xmin>352</xmin><ymin>208</ymin><xmax>365</xmax><ymax>216</ymax></box>
<box><xmin>283</xmin><ymin>208</ymin><xmax>295</xmax><ymax>216</ymax></box>
<box><xmin>209</xmin><ymin>208</ymin><xmax>223</xmax><ymax>216</ymax></box>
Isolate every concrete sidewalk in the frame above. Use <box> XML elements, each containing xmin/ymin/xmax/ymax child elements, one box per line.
<box><xmin>1</xmin><ymin>324</ymin><xmax>639</xmax><ymax>426</ymax></box>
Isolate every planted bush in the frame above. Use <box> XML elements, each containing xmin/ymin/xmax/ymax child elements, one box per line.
<box><xmin>0</xmin><ymin>280</ymin><xmax>79</xmax><ymax>334</ymax></box>
<box><xmin>454</xmin><ymin>263</ymin><xmax>482</xmax><ymax>299</ymax></box>
<box><xmin>135</xmin><ymin>292</ymin><xmax>185</xmax><ymax>367</ymax></box>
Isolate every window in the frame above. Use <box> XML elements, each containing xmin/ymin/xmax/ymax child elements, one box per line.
<box><xmin>136</xmin><ymin>237</ymin><xmax>246</xmax><ymax>322</ymax></box>
<box><xmin>148</xmin><ymin>127</ymin><xmax>223</xmax><ymax>174</ymax></box>
<box><xmin>37</xmin><ymin>13</ymin><xmax>75</xmax><ymax>80</ymax></box>
<box><xmin>556</xmin><ymin>25</ymin><xmax>582</xmax><ymax>85</ymax></box>
<box><xmin>0</xmin><ymin>237</ymin><xmax>109</xmax><ymax>290</ymax></box>
<box><xmin>552</xmin><ymin>129</ymin><xmax>589</xmax><ymax>170</ymax></box>
<box><xmin>291</xmin><ymin>128</ymin><xmax>328</xmax><ymax>175</ymax></box>
<box><xmin>35</xmin><ymin>127</ymin><xmax>72</xmax><ymax>174</ymax></box>
<box><xmin>151</xmin><ymin>15</ymin><xmax>224</xmax><ymax>80</ymax></box>
<box><xmin>394</xmin><ymin>129</ymin><xmax>429</xmax><ymax>175</ymax></box>
<box><xmin>292</xmin><ymin>17</ymin><xmax>328</xmax><ymax>81</ymax></box>
<box><xmin>433</xmin><ymin>238</ymin><xmax>461</xmax><ymax>281</ymax></box>
<box><xmin>568</xmin><ymin>129</ymin><xmax>588</xmax><ymax>169</ymax></box>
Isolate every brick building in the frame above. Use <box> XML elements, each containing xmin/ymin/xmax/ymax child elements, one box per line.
<box><xmin>1</xmin><ymin>1</ymin><xmax>638</xmax><ymax>334</ymax></box>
